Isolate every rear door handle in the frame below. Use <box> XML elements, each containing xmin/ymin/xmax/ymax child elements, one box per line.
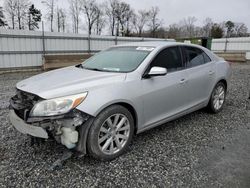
<box><xmin>209</xmin><ymin>70</ymin><xmax>215</xmax><ymax>75</ymax></box>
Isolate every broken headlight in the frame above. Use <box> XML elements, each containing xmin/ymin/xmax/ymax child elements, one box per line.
<box><xmin>30</xmin><ymin>92</ymin><xmax>88</xmax><ymax>117</ymax></box>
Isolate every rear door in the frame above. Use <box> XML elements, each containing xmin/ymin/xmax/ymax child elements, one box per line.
<box><xmin>141</xmin><ymin>46</ymin><xmax>189</xmax><ymax>126</ymax></box>
<box><xmin>182</xmin><ymin>46</ymin><xmax>216</xmax><ymax>107</ymax></box>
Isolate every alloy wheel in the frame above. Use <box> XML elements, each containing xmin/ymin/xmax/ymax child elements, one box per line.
<box><xmin>212</xmin><ymin>85</ymin><xmax>225</xmax><ymax>110</ymax></box>
<box><xmin>98</xmin><ymin>114</ymin><xmax>130</xmax><ymax>155</ymax></box>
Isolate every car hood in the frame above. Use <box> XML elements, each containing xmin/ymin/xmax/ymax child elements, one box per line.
<box><xmin>16</xmin><ymin>66</ymin><xmax>126</xmax><ymax>99</ymax></box>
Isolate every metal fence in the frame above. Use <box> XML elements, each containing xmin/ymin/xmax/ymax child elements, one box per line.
<box><xmin>1</xmin><ymin>28</ymin><xmax>250</xmax><ymax>70</ymax></box>
<box><xmin>211</xmin><ymin>37</ymin><xmax>250</xmax><ymax>53</ymax></box>
<box><xmin>0</xmin><ymin>29</ymin><xmax>174</xmax><ymax>70</ymax></box>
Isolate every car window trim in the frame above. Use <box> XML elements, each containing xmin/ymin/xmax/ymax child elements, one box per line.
<box><xmin>181</xmin><ymin>46</ymin><xmax>213</xmax><ymax>69</ymax></box>
<box><xmin>202</xmin><ymin>51</ymin><xmax>212</xmax><ymax>63</ymax></box>
<box><xmin>142</xmin><ymin>45</ymin><xmax>185</xmax><ymax>78</ymax></box>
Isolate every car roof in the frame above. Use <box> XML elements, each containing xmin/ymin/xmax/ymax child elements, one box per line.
<box><xmin>116</xmin><ymin>41</ymin><xmax>201</xmax><ymax>49</ymax></box>
<box><xmin>115</xmin><ymin>41</ymin><xmax>219</xmax><ymax>61</ymax></box>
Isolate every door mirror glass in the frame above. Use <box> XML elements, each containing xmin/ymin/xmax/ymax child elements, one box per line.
<box><xmin>148</xmin><ymin>67</ymin><xmax>167</xmax><ymax>76</ymax></box>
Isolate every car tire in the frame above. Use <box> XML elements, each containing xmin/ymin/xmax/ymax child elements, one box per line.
<box><xmin>207</xmin><ymin>82</ymin><xmax>226</xmax><ymax>113</ymax></box>
<box><xmin>87</xmin><ymin>105</ymin><xmax>134</xmax><ymax>161</ymax></box>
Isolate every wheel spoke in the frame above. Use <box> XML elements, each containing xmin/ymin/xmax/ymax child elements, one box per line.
<box><xmin>113</xmin><ymin>114</ymin><xmax>120</xmax><ymax>126</ymax></box>
<box><xmin>102</xmin><ymin>137</ymin><xmax>112</xmax><ymax>151</ymax></box>
<box><xmin>98</xmin><ymin>133</ymin><xmax>109</xmax><ymax>144</ymax></box>
<box><xmin>219</xmin><ymin>100</ymin><xmax>223</xmax><ymax>105</ymax></box>
<box><xmin>115</xmin><ymin>136</ymin><xmax>122</xmax><ymax>149</ymax></box>
<box><xmin>219</xmin><ymin>91</ymin><xmax>224</xmax><ymax>97</ymax></box>
<box><xmin>110</xmin><ymin>140</ymin><xmax>114</xmax><ymax>153</ymax></box>
<box><xmin>116</xmin><ymin>117</ymin><xmax>126</xmax><ymax>130</ymax></box>
<box><xmin>116</xmin><ymin>134</ymin><xmax>128</xmax><ymax>140</ymax></box>
<box><xmin>100</xmin><ymin>126</ymin><xmax>109</xmax><ymax>134</ymax></box>
<box><xmin>218</xmin><ymin>87</ymin><xmax>223</xmax><ymax>93</ymax></box>
<box><xmin>219</xmin><ymin>92</ymin><xmax>225</xmax><ymax>99</ymax></box>
<box><xmin>117</xmin><ymin>124</ymin><xmax>130</xmax><ymax>132</ymax></box>
<box><xmin>213</xmin><ymin>98</ymin><xmax>217</xmax><ymax>106</ymax></box>
<box><xmin>106</xmin><ymin>117</ymin><xmax>113</xmax><ymax>128</ymax></box>
<box><xmin>216</xmin><ymin>100</ymin><xmax>220</xmax><ymax>109</ymax></box>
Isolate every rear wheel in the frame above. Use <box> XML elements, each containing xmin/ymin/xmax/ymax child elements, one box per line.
<box><xmin>207</xmin><ymin>82</ymin><xmax>226</xmax><ymax>113</ymax></box>
<box><xmin>87</xmin><ymin>105</ymin><xmax>134</xmax><ymax>161</ymax></box>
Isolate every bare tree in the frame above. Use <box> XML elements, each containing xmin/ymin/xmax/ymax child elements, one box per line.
<box><xmin>42</xmin><ymin>0</ymin><xmax>56</xmax><ymax>32</ymax></box>
<box><xmin>4</xmin><ymin>0</ymin><xmax>17</xmax><ymax>29</ymax></box>
<box><xmin>60</xmin><ymin>9</ymin><xmax>66</xmax><ymax>32</ymax></box>
<box><xmin>69</xmin><ymin>0</ymin><xmax>81</xmax><ymax>33</ymax></box>
<box><xmin>194</xmin><ymin>26</ymin><xmax>203</xmax><ymax>38</ymax></box>
<box><xmin>94</xmin><ymin>6</ymin><xmax>105</xmax><ymax>35</ymax></box>
<box><xmin>56</xmin><ymin>7</ymin><xmax>66</xmax><ymax>32</ymax></box>
<box><xmin>105</xmin><ymin>0</ymin><xmax>135</xmax><ymax>36</ymax></box>
<box><xmin>15</xmin><ymin>0</ymin><xmax>31</xmax><ymax>29</ymax></box>
<box><xmin>81</xmin><ymin>0</ymin><xmax>99</xmax><ymax>35</ymax></box>
<box><xmin>4</xmin><ymin>0</ymin><xmax>30</xmax><ymax>30</ymax></box>
<box><xmin>124</xmin><ymin>8</ymin><xmax>134</xmax><ymax>36</ymax></box>
<box><xmin>167</xmin><ymin>24</ymin><xmax>181</xmax><ymax>38</ymax></box>
<box><xmin>202</xmin><ymin>17</ymin><xmax>213</xmax><ymax>37</ymax></box>
<box><xmin>105</xmin><ymin>0</ymin><xmax>118</xmax><ymax>36</ymax></box>
<box><xmin>148</xmin><ymin>6</ymin><xmax>162</xmax><ymax>37</ymax></box>
<box><xmin>117</xmin><ymin>3</ymin><xmax>131</xmax><ymax>36</ymax></box>
<box><xmin>132</xmin><ymin>10</ymin><xmax>150</xmax><ymax>37</ymax></box>
<box><xmin>114</xmin><ymin>1</ymin><xmax>133</xmax><ymax>36</ymax></box>
<box><xmin>56</xmin><ymin>7</ymin><xmax>60</xmax><ymax>32</ymax></box>
<box><xmin>233</xmin><ymin>23</ymin><xmax>248</xmax><ymax>37</ymax></box>
<box><xmin>181</xmin><ymin>16</ymin><xmax>197</xmax><ymax>37</ymax></box>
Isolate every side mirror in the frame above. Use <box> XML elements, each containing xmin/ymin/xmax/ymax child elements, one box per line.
<box><xmin>147</xmin><ymin>66</ymin><xmax>167</xmax><ymax>77</ymax></box>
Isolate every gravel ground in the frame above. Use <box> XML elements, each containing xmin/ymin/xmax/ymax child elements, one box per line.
<box><xmin>0</xmin><ymin>64</ymin><xmax>249</xmax><ymax>188</ymax></box>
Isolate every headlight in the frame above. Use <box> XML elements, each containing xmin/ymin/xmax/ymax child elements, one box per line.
<box><xmin>30</xmin><ymin>92</ymin><xmax>88</xmax><ymax>117</ymax></box>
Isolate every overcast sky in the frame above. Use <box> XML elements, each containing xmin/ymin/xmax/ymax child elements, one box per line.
<box><xmin>1</xmin><ymin>0</ymin><xmax>250</xmax><ymax>33</ymax></box>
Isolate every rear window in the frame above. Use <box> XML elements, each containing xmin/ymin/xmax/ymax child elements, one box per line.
<box><xmin>184</xmin><ymin>47</ymin><xmax>211</xmax><ymax>67</ymax></box>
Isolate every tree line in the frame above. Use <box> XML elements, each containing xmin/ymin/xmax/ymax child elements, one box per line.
<box><xmin>0</xmin><ymin>0</ymin><xmax>249</xmax><ymax>39</ymax></box>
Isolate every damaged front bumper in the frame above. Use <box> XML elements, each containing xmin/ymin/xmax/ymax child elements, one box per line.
<box><xmin>9</xmin><ymin>90</ymin><xmax>92</xmax><ymax>151</ymax></box>
<box><xmin>9</xmin><ymin>108</ymin><xmax>91</xmax><ymax>150</ymax></box>
<box><xmin>9</xmin><ymin>109</ymin><xmax>49</xmax><ymax>139</ymax></box>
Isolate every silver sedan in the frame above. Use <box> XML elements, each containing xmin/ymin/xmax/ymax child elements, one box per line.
<box><xmin>10</xmin><ymin>42</ymin><xmax>231</xmax><ymax>160</ymax></box>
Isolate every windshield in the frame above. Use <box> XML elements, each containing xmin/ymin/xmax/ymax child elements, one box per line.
<box><xmin>81</xmin><ymin>46</ymin><xmax>154</xmax><ymax>73</ymax></box>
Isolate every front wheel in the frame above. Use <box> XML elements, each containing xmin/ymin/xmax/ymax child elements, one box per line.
<box><xmin>207</xmin><ymin>82</ymin><xmax>226</xmax><ymax>113</ymax></box>
<box><xmin>87</xmin><ymin>105</ymin><xmax>134</xmax><ymax>161</ymax></box>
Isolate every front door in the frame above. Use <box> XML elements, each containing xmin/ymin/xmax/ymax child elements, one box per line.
<box><xmin>141</xmin><ymin>46</ymin><xmax>188</xmax><ymax>127</ymax></box>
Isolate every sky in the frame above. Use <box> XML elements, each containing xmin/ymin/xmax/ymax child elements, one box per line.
<box><xmin>1</xmin><ymin>0</ymin><xmax>250</xmax><ymax>33</ymax></box>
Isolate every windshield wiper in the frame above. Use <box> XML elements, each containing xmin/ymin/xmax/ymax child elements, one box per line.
<box><xmin>76</xmin><ymin>64</ymin><xmax>119</xmax><ymax>72</ymax></box>
<box><xmin>83</xmin><ymin>67</ymin><xmax>106</xmax><ymax>72</ymax></box>
<box><xmin>76</xmin><ymin>64</ymin><xmax>103</xmax><ymax>71</ymax></box>
<box><xmin>76</xmin><ymin>64</ymin><xmax>84</xmax><ymax>68</ymax></box>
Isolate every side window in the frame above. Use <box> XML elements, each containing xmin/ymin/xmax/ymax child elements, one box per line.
<box><xmin>203</xmin><ymin>51</ymin><xmax>211</xmax><ymax>63</ymax></box>
<box><xmin>150</xmin><ymin>47</ymin><xmax>183</xmax><ymax>72</ymax></box>
<box><xmin>184</xmin><ymin>47</ymin><xmax>210</xmax><ymax>67</ymax></box>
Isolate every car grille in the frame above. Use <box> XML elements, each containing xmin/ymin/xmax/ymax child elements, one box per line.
<box><xmin>10</xmin><ymin>89</ymin><xmax>41</xmax><ymax>121</ymax></box>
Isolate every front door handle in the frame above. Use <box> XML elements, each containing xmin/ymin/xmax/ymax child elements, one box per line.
<box><xmin>180</xmin><ymin>78</ymin><xmax>186</xmax><ymax>84</ymax></box>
